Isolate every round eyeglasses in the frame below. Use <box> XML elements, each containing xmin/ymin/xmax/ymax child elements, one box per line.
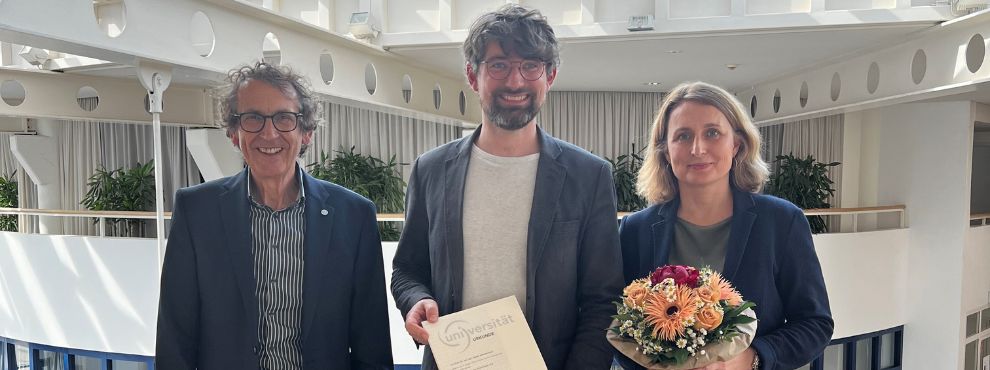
<box><xmin>480</xmin><ymin>59</ymin><xmax>549</xmax><ymax>81</ymax></box>
<box><xmin>232</xmin><ymin>112</ymin><xmax>303</xmax><ymax>133</ymax></box>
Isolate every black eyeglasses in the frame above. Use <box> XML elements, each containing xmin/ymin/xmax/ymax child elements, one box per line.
<box><xmin>232</xmin><ymin>112</ymin><xmax>303</xmax><ymax>133</ymax></box>
<box><xmin>480</xmin><ymin>59</ymin><xmax>549</xmax><ymax>81</ymax></box>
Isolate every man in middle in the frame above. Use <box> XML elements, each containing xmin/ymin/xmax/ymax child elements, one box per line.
<box><xmin>390</xmin><ymin>4</ymin><xmax>624</xmax><ymax>370</ymax></box>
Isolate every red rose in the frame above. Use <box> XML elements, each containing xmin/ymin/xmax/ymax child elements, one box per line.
<box><xmin>650</xmin><ymin>265</ymin><xmax>700</xmax><ymax>287</ymax></box>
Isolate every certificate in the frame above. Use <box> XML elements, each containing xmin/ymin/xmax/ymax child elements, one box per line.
<box><xmin>424</xmin><ymin>296</ymin><xmax>546</xmax><ymax>370</ymax></box>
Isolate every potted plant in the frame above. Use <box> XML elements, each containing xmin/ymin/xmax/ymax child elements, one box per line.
<box><xmin>0</xmin><ymin>171</ymin><xmax>17</xmax><ymax>232</ymax></box>
<box><xmin>81</xmin><ymin>160</ymin><xmax>155</xmax><ymax>237</ymax></box>
<box><xmin>307</xmin><ymin>147</ymin><xmax>406</xmax><ymax>241</ymax></box>
<box><xmin>606</xmin><ymin>145</ymin><xmax>648</xmax><ymax>212</ymax></box>
<box><xmin>764</xmin><ymin>153</ymin><xmax>840</xmax><ymax>234</ymax></box>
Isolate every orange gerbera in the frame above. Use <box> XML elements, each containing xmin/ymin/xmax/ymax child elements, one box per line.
<box><xmin>643</xmin><ymin>285</ymin><xmax>699</xmax><ymax>341</ymax></box>
<box><xmin>710</xmin><ymin>274</ymin><xmax>743</xmax><ymax>306</ymax></box>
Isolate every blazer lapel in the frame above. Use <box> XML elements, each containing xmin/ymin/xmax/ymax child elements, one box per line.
<box><xmin>218</xmin><ymin>170</ymin><xmax>259</xmax><ymax>334</ymax></box>
<box><xmin>443</xmin><ymin>133</ymin><xmax>474</xmax><ymax>311</ymax></box>
<box><xmin>721</xmin><ymin>188</ymin><xmax>757</xmax><ymax>281</ymax></box>
<box><xmin>525</xmin><ymin>128</ymin><xmax>565</xmax><ymax>319</ymax></box>
<box><xmin>301</xmin><ymin>172</ymin><xmax>334</xmax><ymax>342</ymax></box>
<box><xmin>650</xmin><ymin>200</ymin><xmax>677</xmax><ymax>271</ymax></box>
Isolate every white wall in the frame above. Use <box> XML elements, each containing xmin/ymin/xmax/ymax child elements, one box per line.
<box><xmin>0</xmin><ymin>233</ymin><xmax>425</xmax><ymax>364</ymax></box>
<box><xmin>281</xmin><ymin>0</ymin><xmax>331</xmax><ymax>30</ymax></box>
<box><xmin>452</xmin><ymin>0</ymin><xmax>505</xmax><ymax>30</ymax></box>
<box><xmin>962</xmin><ymin>226</ymin><xmax>990</xmax><ymax>315</ymax></box>
<box><xmin>0</xmin><ymin>230</ymin><xmax>914</xmax><ymax>365</ymax></box>
<box><xmin>519</xmin><ymin>0</ymin><xmax>582</xmax><ymax>24</ymax></box>
<box><xmin>814</xmin><ymin>229</ymin><xmax>909</xmax><ymax>338</ymax></box>
<box><xmin>593</xmin><ymin>0</ymin><xmax>654</xmax><ymax>23</ymax></box>
<box><xmin>386</xmin><ymin>0</ymin><xmax>438</xmax><ymax>33</ymax></box>
<box><xmin>0</xmin><ymin>232</ymin><xmax>160</xmax><ymax>355</ymax></box>
<box><xmin>875</xmin><ymin>101</ymin><xmax>973</xmax><ymax>370</ymax></box>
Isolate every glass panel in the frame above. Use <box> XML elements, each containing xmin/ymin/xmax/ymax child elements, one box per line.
<box><xmin>965</xmin><ymin>340</ymin><xmax>977</xmax><ymax>370</ymax></box>
<box><xmin>855</xmin><ymin>338</ymin><xmax>871</xmax><ymax>369</ymax></box>
<box><xmin>880</xmin><ymin>333</ymin><xmax>895</xmax><ymax>368</ymax></box>
<box><xmin>13</xmin><ymin>345</ymin><xmax>28</xmax><ymax>370</ymax></box>
<box><xmin>37</xmin><ymin>349</ymin><xmax>63</xmax><ymax>370</ymax></box>
<box><xmin>74</xmin><ymin>355</ymin><xmax>103</xmax><ymax>370</ymax></box>
<box><xmin>968</xmin><ymin>312</ymin><xmax>981</xmax><ymax>337</ymax></box>
<box><xmin>981</xmin><ymin>337</ymin><xmax>990</xmax><ymax>370</ymax></box>
<box><xmin>982</xmin><ymin>308</ymin><xmax>990</xmax><ymax>332</ymax></box>
<box><xmin>111</xmin><ymin>360</ymin><xmax>148</xmax><ymax>370</ymax></box>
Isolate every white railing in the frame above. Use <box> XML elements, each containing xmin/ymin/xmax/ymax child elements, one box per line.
<box><xmin>0</xmin><ymin>207</ymin><xmax>173</xmax><ymax>237</ymax></box>
<box><xmin>804</xmin><ymin>205</ymin><xmax>907</xmax><ymax>233</ymax></box>
<box><xmin>620</xmin><ymin>205</ymin><xmax>907</xmax><ymax>233</ymax></box>
<box><xmin>0</xmin><ymin>206</ymin><xmax>909</xmax><ymax>236</ymax></box>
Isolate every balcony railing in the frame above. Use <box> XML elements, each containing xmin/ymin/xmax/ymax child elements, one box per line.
<box><xmin>1</xmin><ymin>205</ymin><xmax>914</xmax><ymax>237</ymax></box>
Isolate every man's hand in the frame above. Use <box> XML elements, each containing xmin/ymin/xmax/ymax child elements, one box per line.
<box><xmin>404</xmin><ymin>299</ymin><xmax>439</xmax><ymax>345</ymax></box>
<box><xmin>692</xmin><ymin>347</ymin><xmax>757</xmax><ymax>370</ymax></box>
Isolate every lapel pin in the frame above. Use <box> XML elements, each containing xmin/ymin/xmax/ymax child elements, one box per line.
<box><xmin>321</xmin><ymin>209</ymin><xmax>328</xmax><ymax>216</ymax></box>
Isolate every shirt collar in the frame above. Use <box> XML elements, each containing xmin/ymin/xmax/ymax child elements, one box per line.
<box><xmin>246</xmin><ymin>164</ymin><xmax>306</xmax><ymax>202</ymax></box>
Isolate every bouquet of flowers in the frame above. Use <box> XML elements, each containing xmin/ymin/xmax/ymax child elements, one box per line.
<box><xmin>607</xmin><ymin>265</ymin><xmax>758</xmax><ymax>369</ymax></box>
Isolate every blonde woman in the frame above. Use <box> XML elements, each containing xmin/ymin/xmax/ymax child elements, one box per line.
<box><xmin>616</xmin><ymin>82</ymin><xmax>833</xmax><ymax>370</ymax></box>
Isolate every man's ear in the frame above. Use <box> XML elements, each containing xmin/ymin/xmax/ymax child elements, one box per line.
<box><xmin>466</xmin><ymin>63</ymin><xmax>479</xmax><ymax>92</ymax></box>
<box><xmin>545</xmin><ymin>66</ymin><xmax>557</xmax><ymax>87</ymax></box>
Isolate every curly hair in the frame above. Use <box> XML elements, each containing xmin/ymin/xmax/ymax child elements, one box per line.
<box><xmin>218</xmin><ymin>61</ymin><xmax>319</xmax><ymax>156</ymax></box>
<box><xmin>637</xmin><ymin>81</ymin><xmax>769</xmax><ymax>204</ymax></box>
<box><xmin>462</xmin><ymin>4</ymin><xmax>560</xmax><ymax>76</ymax></box>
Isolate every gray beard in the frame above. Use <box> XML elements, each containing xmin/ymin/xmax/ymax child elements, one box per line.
<box><xmin>484</xmin><ymin>96</ymin><xmax>540</xmax><ymax>131</ymax></box>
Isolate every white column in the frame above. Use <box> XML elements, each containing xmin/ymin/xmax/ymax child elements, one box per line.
<box><xmin>876</xmin><ymin>101</ymin><xmax>973</xmax><ymax>370</ymax></box>
<box><xmin>839</xmin><ymin>112</ymin><xmax>862</xmax><ymax>232</ymax></box>
<box><xmin>9</xmin><ymin>118</ymin><xmax>62</xmax><ymax>234</ymax></box>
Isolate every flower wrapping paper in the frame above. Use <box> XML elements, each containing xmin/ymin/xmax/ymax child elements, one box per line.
<box><xmin>607</xmin><ymin>307</ymin><xmax>757</xmax><ymax>370</ymax></box>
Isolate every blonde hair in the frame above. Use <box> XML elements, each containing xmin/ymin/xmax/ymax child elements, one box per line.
<box><xmin>637</xmin><ymin>82</ymin><xmax>769</xmax><ymax>204</ymax></box>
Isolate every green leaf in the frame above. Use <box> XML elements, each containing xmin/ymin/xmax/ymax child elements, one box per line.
<box><xmin>80</xmin><ymin>161</ymin><xmax>155</xmax><ymax>237</ymax></box>
<box><xmin>766</xmin><ymin>153</ymin><xmax>840</xmax><ymax>233</ymax></box>
<box><xmin>306</xmin><ymin>147</ymin><xmax>407</xmax><ymax>241</ymax></box>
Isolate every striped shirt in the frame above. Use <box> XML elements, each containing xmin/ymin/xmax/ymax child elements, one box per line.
<box><xmin>248</xmin><ymin>167</ymin><xmax>306</xmax><ymax>370</ymax></box>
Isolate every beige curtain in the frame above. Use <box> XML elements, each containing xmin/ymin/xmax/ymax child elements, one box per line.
<box><xmin>760</xmin><ymin>114</ymin><xmax>844</xmax><ymax>229</ymax></box>
<box><xmin>537</xmin><ymin>91</ymin><xmax>664</xmax><ymax>160</ymax></box>
<box><xmin>55</xmin><ymin>120</ymin><xmax>201</xmax><ymax>236</ymax></box>
<box><xmin>778</xmin><ymin>114</ymin><xmax>844</xmax><ymax>208</ymax></box>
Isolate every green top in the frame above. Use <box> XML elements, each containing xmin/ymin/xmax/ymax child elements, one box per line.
<box><xmin>668</xmin><ymin>216</ymin><xmax>732</xmax><ymax>272</ymax></box>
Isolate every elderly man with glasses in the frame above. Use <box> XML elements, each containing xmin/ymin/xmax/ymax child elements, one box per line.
<box><xmin>156</xmin><ymin>61</ymin><xmax>393</xmax><ymax>370</ymax></box>
<box><xmin>391</xmin><ymin>4</ymin><xmax>624</xmax><ymax>370</ymax></box>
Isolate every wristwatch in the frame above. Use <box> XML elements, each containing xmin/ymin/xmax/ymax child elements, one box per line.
<box><xmin>751</xmin><ymin>352</ymin><xmax>761</xmax><ymax>369</ymax></box>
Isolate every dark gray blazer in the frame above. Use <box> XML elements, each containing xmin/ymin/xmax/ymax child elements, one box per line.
<box><xmin>391</xmin><ymin>127</ymin><xmax>624</xmax><ymax>369</ymax></box>
<box><xmin>156</xmin><ymin>169</ymin><xmax>393</xmax><ymax>369</ymax></box>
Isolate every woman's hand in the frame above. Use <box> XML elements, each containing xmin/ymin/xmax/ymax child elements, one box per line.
<box><xmin>691</xmin><ymin>347</ymin><xmax>757</xmax><ymax>370</ymax></box>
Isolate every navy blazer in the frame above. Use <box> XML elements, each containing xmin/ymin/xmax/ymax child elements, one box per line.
<box><xmin>617</xmin><ymin>187</ymin><xmax>833</xmax><ymax>370</ymax></box>
<box><xmin>391</xmin><ymin>127</ymin><xmax>625</xmax><ymax>370</ymax></box>
<box><xmin>156</xmin><ymin>169</ymin><xmax>393</xmax><ymax>369</ymax></box>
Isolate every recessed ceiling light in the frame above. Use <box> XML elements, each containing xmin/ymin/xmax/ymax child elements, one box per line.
<box><xmin>726</xmin><ymin>64</ymin><xmax>738</xmax><ymax>70</ymax></box>
<box><xmin>644</xmin><ymin>82</ymin><xmax>662</xmax><ymax>86</ymax></box>
<box><xmin>667</xmin><ymin>50</ymin><xmax>682</xmax><ymax>54</ymax></box>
